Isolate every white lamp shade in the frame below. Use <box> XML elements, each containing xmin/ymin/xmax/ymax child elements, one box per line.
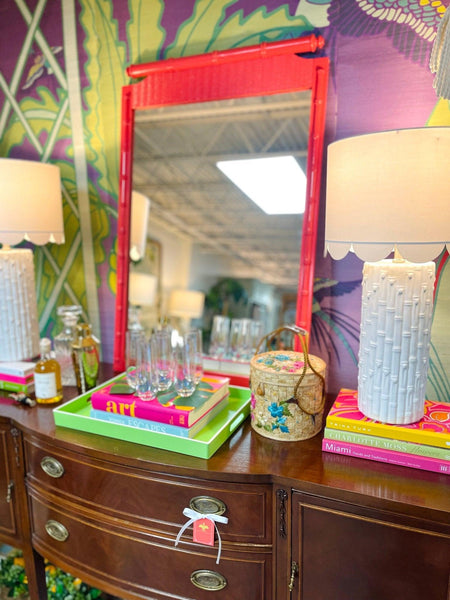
<box><xmin>130</xmin><ymin>191</ymin><xmax>150</xmax><ymax>261</ymax></box>
<box><xmin>325</xmin><ymin>127</ymin><xmax>450</xmax><ymax>263</ymax></box>
<box><xmin>0</xmin><ymin>159</ymin><xmax>64</xmax><ymax>245</ymax></box>
<box><xmin>168</xmin><ymin>289</ymin><xmax>205</xmax><ymax>319</ymax></box>
<box><xmin>129</xmin><ymin>272</ymin><xmax>157</xmax><ymax>306</ymax></box>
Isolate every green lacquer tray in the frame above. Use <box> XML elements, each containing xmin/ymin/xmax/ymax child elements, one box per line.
<box><xmin>53</xmin><ymin>378</ymin><xmax>251</xmax><ymax>459</ymax></box>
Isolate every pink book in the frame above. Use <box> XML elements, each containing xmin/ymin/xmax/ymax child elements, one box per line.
<box><xmin>326</xmin><ymin>389</ymin><xmax>450</xmax><ymax>449</ymax></box>
<box><xmin>90</xmin><ymin>374</ymin><xmax>229</xmax><ymax>427</ymax></box>
<box><xmin>0</xmin><ymin>372</ymin><xmax>34</xmax><ymax>384</ymax></box>
<box><xmin>322</xmin><ymin>438</ymin><xmax>450</xmax><ymax>476</ymax></box>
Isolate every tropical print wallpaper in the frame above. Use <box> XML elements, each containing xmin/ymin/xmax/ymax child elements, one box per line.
<box><xmin>0</xmin><ymin>0</ymin><xmax>448</xmax><ymax>400</ymax></box>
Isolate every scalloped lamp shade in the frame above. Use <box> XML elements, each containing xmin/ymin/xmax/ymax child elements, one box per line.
<box><xmin>325</xmin><ymin>128</ymin><xmax>450</xmax><ymax>424</ymax></box>
<box><xmin>0</xmin><ymin>158</ymin><xmax>64</xmax><ymax>361</ymax></box>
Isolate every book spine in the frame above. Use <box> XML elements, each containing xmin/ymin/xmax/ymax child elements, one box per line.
<box><xmin>90</xmin><ymin>395</ymin><xmax>189</xmax><ymax>426</ymax></box>
<box><xmin>322</xmin><ymin>439</ymin><xmax>450</xmax><ymax>476</ymax></box>
<box><xmin>325</xmin><ymin>416</ymin><xmax>449</xmax><ymax>449</ymax></box>
<box><xmin>90</xmin><ymin>409</ymin><xmax>189</xmax><ymax>437</ymax></box>
<box><xmin>0</xmin><ymin>379</ymin><xmax>35</xmax><ymax>393</ymax></box>
<box><xmin>323</xmin><ymin>428</ymin><xmax>450</xmax><ymax>461</ymax></box>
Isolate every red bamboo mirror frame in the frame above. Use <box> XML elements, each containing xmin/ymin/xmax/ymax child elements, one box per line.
<box><xmin>114</xmin><ymin>35</ymin><xmax>329</xmax><ymax>372</ymax></box>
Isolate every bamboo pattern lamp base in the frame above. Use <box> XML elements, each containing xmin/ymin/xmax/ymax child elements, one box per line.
<box><xmin>0</xmin><ymin>248</ymin><xmax>40</xmax><ymax>362</ymax></box>
<box><xmin>358</xmin><ymin>259</ymin><xmax>435</xmax><ymax>425</ymax></box>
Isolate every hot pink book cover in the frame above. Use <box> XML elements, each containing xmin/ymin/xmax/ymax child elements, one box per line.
<box><xmin>90</xmin><ymin>375</ymin><xmax>229</xmax><ymax>427</ymax></box>
<box><xmin>322</xmin><ymin>439</ymin><xmax>450</xmax><ymax>476</ymax></box>
<box><xmin>0</xmin><ymin>372</ymin><xmax>34</xmax><ymax>384</ymax></box>
<box><xmin>326</xmin><ymin>389</ymin><xmax>450</xmax><ymax>448</ymax></box>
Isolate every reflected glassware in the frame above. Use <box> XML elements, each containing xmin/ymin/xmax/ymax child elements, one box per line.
<box><xmin>250</xmin><ymin>320</ymin><xmax>264</xmax><ymax>354</ymax></box>
<box><xmin>173</xmin><ymin>341</ymin><xmax>196</xmax><ymax>397</ymax></box>
<box><xmin>230</xmin><ymin>318</ymin><xmax>253</xmax><ymax>361</ymax></box>
<box><xmin>185</xmin><ymin>328</ymin><xmax>203</xmax><ymax>384</ymax></box>
<box><xmin>151</xmin><ymin>330</ymin><xmax>175</xmax><ymax>391</ymax></box>
<box><xmin>54</xmin><ymin>305</ymin><xmax>82</xmax><ymax>386</ymax></box>
<box><xmin>125</xmin><ymin>329</ymin><xmax>145</xmax><ymax>390</ymax></box>
<box><xmin>134</xmin><ymin>337</ymin><xmax>158</xmax><ymax>401</ymax></box>
<box><xmin>229</xmin><ymin>318</ymin><xmax>243</xmax><ymax>361</ymax></box>
<box><xmin>209</xmin><ymin>315</ymin><xmax>230</xmax><ymax>359</ymax></box>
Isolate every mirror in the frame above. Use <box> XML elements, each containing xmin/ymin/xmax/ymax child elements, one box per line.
<box><xmin>114</xmin><ymin>35</ymin><xmax>329</xmax><ymax>372</ymax></box>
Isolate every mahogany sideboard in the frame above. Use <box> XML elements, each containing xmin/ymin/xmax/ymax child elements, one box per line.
<box><xmin>1</xmin><ymin>373</ymin><xmax>449</xmax><ymax>600</ymax></box>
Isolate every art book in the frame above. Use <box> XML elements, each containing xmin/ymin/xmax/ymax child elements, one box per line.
<box><xmin>90</xmin><ymin>392</ymin><xmax>229</xmax><ymax>438</ymax></box>
<box><xmin>322</xmin><ymin>438</ymin><xmax>450</xmax><ymax>476</ymax></box>
<box><xmin>90</xmin><ymin>374</ymin><xmax>230</xmax><ymax>427</ymax></box>
<box><xmin>326</xmin><ymin>389</ymin><xmax>450</xmax><ymax>449</ymax></box>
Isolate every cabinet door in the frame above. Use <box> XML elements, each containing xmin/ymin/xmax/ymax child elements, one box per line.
<box><xmin>0</xmin><ymin>424</ymin><xmax>16</xmax><ymax>539</ymax></box>
<box><xmin>291</xmin><ymin>492</ymin><xmax>450</xmax><ymax>600</ymax></box>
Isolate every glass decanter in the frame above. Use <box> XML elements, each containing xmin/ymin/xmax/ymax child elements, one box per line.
<box><xmin>54</xmin><ymin>305</ymin><xmax>82</xmax><ymax>386</ymax></box>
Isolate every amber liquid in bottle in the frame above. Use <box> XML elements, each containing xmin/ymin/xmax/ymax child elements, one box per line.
<box><xmin>34</xmin><ymin>338</ymin><xmax>64</xmax><ymax>404</ymax></box>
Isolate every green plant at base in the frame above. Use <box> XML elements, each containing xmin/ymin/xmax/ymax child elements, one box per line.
<box><xmin>0</xmin><ymin>549</ymin><xmax>102</xmax><ymax>600</ymax></box>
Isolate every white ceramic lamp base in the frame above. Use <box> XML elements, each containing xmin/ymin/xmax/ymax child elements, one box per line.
<box><xmin>358</xmin><ymin>259</ymin><xmax>435</xmax><ymax>424</ymax></box>
<box><xmin>0</xmin><ymin>248</ymin><xmax>40</xmax><ymax>361</ymax></box>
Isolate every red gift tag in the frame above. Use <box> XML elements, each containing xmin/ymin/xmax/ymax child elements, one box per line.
<box><xmin>193</xmin><ymin>517</ymin><xmax>215</xmax><ymax>546</ymax></box>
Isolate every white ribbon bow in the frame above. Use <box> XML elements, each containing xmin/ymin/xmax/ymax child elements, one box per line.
<box><xmin>175</xmin><ymin>507</ymin><xmax>229</xmax><ymax>564</ymax></box>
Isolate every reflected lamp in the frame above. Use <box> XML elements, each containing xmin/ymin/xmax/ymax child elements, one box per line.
<box><xmin>128</xmin><ymin>272</ymin><xmax>157</xmax><ymax>332</ymax></box>
<box><xmin>130</xmin><ymin>191</ymin><xmax>150</xmax><ymax>262</ymax></box>
<box><xmin>168</xmin><ymin>289</ymin><xmax>205</xmax><ymax>333</ymax></box>
<box><xmin>325</xmin><ymin>128</ymin><xmax>450</xmax><ymax>424</ymax></box>
<box><xmin>0</xmin><ymin>158</ymin><xmax>64</xmax><ymax>361</ymax></box>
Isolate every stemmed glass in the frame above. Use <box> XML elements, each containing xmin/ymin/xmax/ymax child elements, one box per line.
<box><xmin>125</xmin><ymin>329</ymin><xmax>145</xmax><ymax>390</ymax></box>
<box><xmin>134</xmin><ymin>336</ymin><xmax>158</xmax><ymax>401</ymax></box>
<box><xmin>173</xmin><ymin>341</ymin><xmax>197</xmax><ymax>397</ymax></box>
<box><xmin>184</xmin><ymin>328</ymin><xmax>203</xmax><ymax>384</ymax></box>
<box><xmin>151</xmin><ymin>330</ymin><xmax>175</xmax><ymax>391</ymax></box>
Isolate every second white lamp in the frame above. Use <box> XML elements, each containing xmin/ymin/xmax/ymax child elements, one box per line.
<box><xmin>325</xmin><ymin>127</ymin><xmax>450</xmax><ymax>424</ymax></box>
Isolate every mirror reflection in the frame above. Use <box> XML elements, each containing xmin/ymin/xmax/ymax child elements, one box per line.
<box><xmin>129</xmin><ymin>91</ymin><xmax>311</xmax><ymax>356</ymax></box>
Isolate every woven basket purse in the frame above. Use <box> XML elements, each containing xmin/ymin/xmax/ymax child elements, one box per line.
<box><xmin>250</xmin><ymin>325</ymin><xmax>326</xmax><ymax>441</ymax></box>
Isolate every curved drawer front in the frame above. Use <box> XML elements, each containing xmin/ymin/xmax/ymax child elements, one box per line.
<box><xmin>29</xmin><ymin>492</ymin><xmax>271</xmax><ymax>600</ymax></box>
<box><xmin>25</xmin><ymin>439</ymin><xmax>271</xmax><ymax>544</ymax></box>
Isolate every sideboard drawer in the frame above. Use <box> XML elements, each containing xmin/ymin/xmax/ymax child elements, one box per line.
<box><xmin>29</xmin><ymin>491</ymin><xmax>271</xmax><ymax>600</ymax></box>
<box><xmin>25</xmin><ymin>438</ymin><xmax>271</xmax><ymax>544</ymax></box>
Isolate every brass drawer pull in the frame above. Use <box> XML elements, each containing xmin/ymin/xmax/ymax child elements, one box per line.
<box><xmin>190</xmin><ymin>570</ymin><xmax>227</xmax><ymax>591</ymax></box>
<box><xmin>189</xmin><ymin>496</ymin><xmax>226</xmax><ymax>516</ymax></box>
<box><xmin>40</xmin><ymin>456</ymin><xmax>65</xmax><ymax>478</ymax></box>
<box><xmin>45</xmin><ymin>520</ymin><xmax>69</xmax><ymax>542</ymax></box>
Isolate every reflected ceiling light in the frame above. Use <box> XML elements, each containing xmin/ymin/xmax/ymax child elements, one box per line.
<box><xmin>216</xmin><ymin>156</ymin><xmax>306</xmax><ymax>215</ymax></box>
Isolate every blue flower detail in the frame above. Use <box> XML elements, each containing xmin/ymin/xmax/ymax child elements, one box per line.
<box><xmin>268</xmin><ymin>402</ymin><xmax>283</xmax><ymax>418</ymax></box>
<box><xmin>275</xmin><ymin>354</ymin><xmax>290</xmax><ymax>361</ymax></box>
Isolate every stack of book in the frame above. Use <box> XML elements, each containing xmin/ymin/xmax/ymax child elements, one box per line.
<box><xmin>0</xmin><ymin>361</ymin><xmax>35</xmax><ymax>394</ymax></box>
<box><xmin>322</xmin><ymin>389</ymin><xmax>450</xmax><ymax>475</ymax></box>
<box><xmin>89</xmin><ymin>374</ymin><xmax>230</xmax><ymax>439</ymax></box>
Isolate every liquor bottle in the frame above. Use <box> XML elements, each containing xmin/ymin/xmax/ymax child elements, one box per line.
<box><xmin>34</xmin><ymin>338</ymin><xmax>63</xmax><ymax>404</ymax></box>
<box><xmin>71</xmin><ymin>323</ymin><xmax>100</xmax><ymax>394</ymax></box>
<box><xmin>54</xmin><ymin>305</ymin><xmax>82</xmax><ymax>386</ymax></box>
